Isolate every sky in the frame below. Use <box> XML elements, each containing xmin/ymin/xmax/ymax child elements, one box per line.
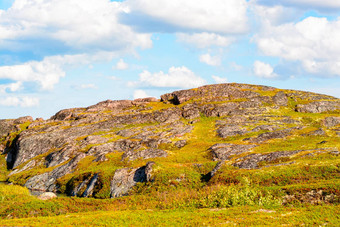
<box><xmin>0</xmin><ymin>0</ymin><xmax>340</xmax><ymax>119</ymax></box>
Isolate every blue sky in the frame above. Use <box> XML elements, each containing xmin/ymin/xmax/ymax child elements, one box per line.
<box><xmin>1</xmin><ymin>0</ymin><xmax>340</xmax><ymax>119</ymax></box>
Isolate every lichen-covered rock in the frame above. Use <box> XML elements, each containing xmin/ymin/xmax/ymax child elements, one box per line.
<box><xmin>81</xmin><ymin>173</ymin><xmax>99</xmax><ymax>197</ymax></box>
<box><xmin>110</xmin><ymin>162</ymin><xmax>155</xmax><ymax>198</ymax></box>
<box><xmin>272</xmin><ymin>91</ymin><xmax>288</xmax><ymax>106</ymax></box>
<box><xmin>296</xmin><ymin>101</ymin><xmax>340</xmax><ymax>113</ymax></box>
<box><xmin>308</xmin><ymin>128</ymin><xmax>326</xmax><ymax>136</ymax></box>
<box><xmin>121</xmin><ymin>148</ymin><xmax>168</xmax><ymax>161</ymax></box>
<box><xmin>86</xmin><ymin>100</ymin><xmax>134</xmax><ymax>112</ymax></box>
<box><xmin>323</xmin><ymin>117</ymin><xmax>340</xmax><ymax>128</ymax></box>
<box><xmin>175</xmin><ymin>140</ymin><xmax>187</xmax><ymax>148</ymax></box>
<box><xmin>233</xmin><ymin>150</ymin><xmax>302</xmax><ymax>169</ymax></box>
<box><xmin>45</xmin><ymin>145</ymin><xmax>77</xmax><ymax>168</ymax></box>
<box><xmin>50</xmin><ymin>109</ymin><xmax>77</xmax><ymax>121</ymax></box>
<box><xmin>25</xmin><ymin>153</ymin><xmax>85</xmax><ymax>192</ymax></box>
<box><xmin>249</xmin><ymin>129</ymin><xmax>292</xmax><ymax>143</ymax></box>
<box><xmin>8</xmin><ymin>160</ymin><xmax>36</xmax><ymax>176</ymax></box>
<box><xmin>209</xmin><ymin>143</ymin><xmax>257</xmax><ymax>161</ymax></box>
<box><xmin>0</xmin><ymin>116</ymin><xmax>32</xmax><ymax>139</ymax></box>
<box><xmin>161</xmin><ymin>83</ymin><xmax>263</xmax><ymax>104</ymax></box>
<box><xmin>182</xmin><ymin>104</ymin><xmax>200</xmax><ymax>119</ymax></box>
<box><xmin>217</xmin><ymin>126</ymin><xmax>249</xmax><ymax>138</ymax></box>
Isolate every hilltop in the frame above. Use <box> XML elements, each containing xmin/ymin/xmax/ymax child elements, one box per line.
<box><xmin>0</xmin><ymin>83</ymin><xmax>339</xmax><ymax>225</ymax></box>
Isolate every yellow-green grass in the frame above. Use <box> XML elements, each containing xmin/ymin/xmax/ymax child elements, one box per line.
<box><xmin>0</xmin><ymin>154</ymin><xmax>9</xmax><ymax>181</ymax></box>
<box><xmin>0</xmin><ymin>205</ymin><xmax>339</xmax><ymax>226</ymax></box>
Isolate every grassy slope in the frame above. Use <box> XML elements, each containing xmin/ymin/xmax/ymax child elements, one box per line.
<box><xmin>1</xmin><ymin>205</ymin><xmax>339</xmax><ymax>226</ymax></box>
<box><xmin>0</xmin><ymin>86</ymin><xmax>339</xmax><ymax>225</ymax></box>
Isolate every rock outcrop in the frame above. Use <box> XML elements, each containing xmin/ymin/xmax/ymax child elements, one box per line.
<box><xmin>110</xmin><ymin>162</ymin><xmax>155</xmax><ymax>198</ymax></box>
<box><xmin>1</xmin><ymin>83</ymin><xmax>339</xmax><ymax>199</ymax></box>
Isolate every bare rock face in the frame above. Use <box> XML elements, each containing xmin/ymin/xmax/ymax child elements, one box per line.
<box><xmin>233</xmin><ymin>150</ymin><xmax>302</xmax><ymax>169</ymax></box>
<box><xmin>249</xmin><ymin>129</ymin><xmax>292</xmax><ymax>143</ymax></box>
<box><xmin>217</xmin><ymin>125</ymin><xmax>249</xmax><ymax>138</ymax></box>
<box><xmin>133</xmin><ymin>97</ymin><xmax>158</xmax><ymax>103</ymax></box>
<box><xmin>182</xmin><ymin>104</ymin><xmax>200</xmax><ymax>119</ymax></box>
<box><xmin>121</xmin><ymin>149</ymin><xmax>168</xmax><ymax>161</ymax></box>
<box><xmin>50</xmin><ymin>109</ymin><xmax>80</xmax><ymax>121</ymax></box>
<box><xmin>110</xmin><ymin>162</ymin><xmax>155</xmax><ymax>198</ymax></box>
<box><xmin>296</xmin><ymin>101</ymin><xmax>340</xmax><ymax>113</ymax></box>
<box><xmin>209</xmin><ymin>143</ymin><xmax>257</xmax><ymax>161</ymax></box>
<box><xmin>81</xmin><ymin>173</ymin><xmax>99</xmax><ymax>197</ymax></box>
<box><xmin>161</xmin><ymin>83</ymin><xmax>264</xmax><ymax>104</ymax></box>
<box><xmin>45</xmin><ymin>145</ymin><xmax>78</xmax><ymax>168</ymax></box>
<box><xmin>323</xmin><ymin>117</ymin><xmax>340</xmax><ymax>128</ymax></box>
<box><xmin>0</xmin><ymin>116</ymin><xmax>32</xmax><ymax>152</ymax></box>
<box><xmin>272</xmin><ymin>91</ymin><xmax>288</xmax><ymax>106</ymax></box>
<box><xmin>25</xmin><ymin>153</ymin><xmax>86</xmax><ymax>192</ymax></box>
<box><xmin>86</xmin><ymin>100</ymin><xmax>134</xmax><ymax>112</ymax></box>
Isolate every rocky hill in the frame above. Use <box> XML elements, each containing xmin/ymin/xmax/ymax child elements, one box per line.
<box><xmin>1</xmin><ymin>83</ymin><xmax>339</xmax><ymax>202</ymax></box>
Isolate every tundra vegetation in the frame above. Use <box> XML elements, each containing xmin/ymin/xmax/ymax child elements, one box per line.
<box><xmin>0</xmin><ymin>83</ymin><xmax>339</xmax><ymax>226</ymax></box>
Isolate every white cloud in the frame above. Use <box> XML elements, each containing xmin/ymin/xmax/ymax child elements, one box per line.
<box><xmin>230</xmin><ymin>62</ymin><xmax>243</xmax><ymax>71</ymax></box>
<box><xmin>0</xmin><ymin>58</ymin><xmax>65</xmax><ymax>90</ymax></box>
<box><xmin>256</xmin><ymin>0</ymin><xmax>340</xmax><ymax>10</ymax></box>
<box><xmin>177</xmin><ymin>33</ymin><xmax>234</xmax><ymax>48</ymax></box>
<box><xmin>254</xmin><ymin>17</ymin><xmax>340</xmax><ymax>77</ymax></box>
<box><xmin>115</xmin><ymin>59</ymin><xmax>129</xmax><ymax>70</ymax></box>
<box><xmin>133</xmin><ymin>90</ymin><xmax>149</xmax><ymax>99</ymax></box>
<box><xmin>253</xmin><ymin>61</ymin><xmax>279</xmax><ymax>79</ymax></box>
<box><xmin>0</xmin><ymin>0</ymin><xmax>152</xmax><ymax>53</ymax></box>
<box><xmin>135</xmin><ymin>66</ymin><xmax>206</xmax><ymax>88</ymax></box>
<box><xmin>123</xmin><ymin>0</ymin><xmax>248</xmax><ymax>34</ymax></box>
<box><xmin>250</xmin><ymin>2</ymin><xmax>302</xmax><ymax>25</ymax></box>
<box><xmin>0</xmin><ymin>81</ymin><xmax>22</xmax><ymax>93</ymax></box>
<box><xmin>0</xmin><ymin>51</ymin><xmax>123</xmax><ymax>91</ymax></box>
<box><xmin>199</xmin><ymin>54</ymin><xmax>221</xmax><ymax>66</ymax></box>
<box><xmin>0</xmin><ymin>96</ymin><xmax>39</xmax><ymax>107</ymax></box>
<box><xmin>212</xmin><ymin>75</ymin><xmax>228</xmax><ymax>83</ymax></box>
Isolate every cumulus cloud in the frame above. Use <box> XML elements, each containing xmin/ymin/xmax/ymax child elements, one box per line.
<box><xmin>230</xmin><ymin>62</ymin><xmax>243</xmax><ymax>71</ymax></box>
<box><xmin>123</xmin><ymin>0</ymin><xmax>248</xmax><ymax>34</ymax></box>
<box><xmin>133</xmin><ymin>90</ymin><xmax>149</xmax><ymax>99</ymax></box>
<box><xmin>250</xmin><ymin>2</ymin><xmax>302</xmax><ymax>25</ymax></box>
<box><xmin>0</xmin><ymin>0</ymin><xmax>152</xmax><ymax>54</ymax></box>
<box><xmin>253</xmin><ymin>61</ymin><xmax>279</xmax><ymax>79</ymax></box>
<box><xmin>255</xmin><ymin>0</ymin><xmax>340</xmax><ymax>11</ymax></box>
<box><xmin>199</xmin><ymin>54</ymin><xmax>221</xmax><ymax>66</ymax></box>
<box><xmin>0</xmin><ymin>81</ymin><xmax>22</xmax><ymax>93</ymax></box>
<box><xmin>0</xmin><ymin>96</ymin><xmax>39</xmax><ymax>107</ymax></box>
<box><xmin>212</xmin><ymin>75</ymin><xmax>228</xmax><ymax>83</ymax></box>
<box><xmin>133</xmin><ymin>66</ymin><xmax>206</xmax><ymax>88</ymax></box>
<box><xmin>254</xmin><ymin>17</ymin><xmax>340</xmax><ymax>77</ymax></box>
<box><xmin>114</xmin><ymin>59</ymin><xmax>129</xmax><ymax>70</ymax></box>
<box><xmin>0</xmin><ymin>58</ymin><xmax>65</xmax><ymax>90</ymax></box>
<box><xmin>0</xmin><ymin>51</ymin><xmax>123</xmax><ymax>91</ymax></box>
<box><xmin>177</xmin><ymin>33</ymin><xmax>234</xmax><ymax>48</ymax></box>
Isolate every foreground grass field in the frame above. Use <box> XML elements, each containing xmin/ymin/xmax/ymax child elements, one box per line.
<box><xmin>1</xmin><ymin>204</ymin><xmax>339</xmax><ymax>226</ymax></box>
<box><xmin>0</xmin><ymin>182</ymin><xmax>339</xmax><ymax>226</ymax></box>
